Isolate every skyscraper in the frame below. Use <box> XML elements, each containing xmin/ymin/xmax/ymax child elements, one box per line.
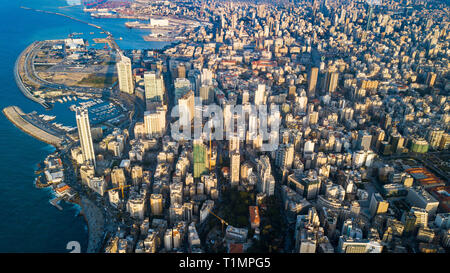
<box><xmin>254</xmin><ymin>84</ymin><xmax>266</xmax><ymax>105</ymax></box>
<box><xmin>193</xmin><ymin>139</ymin><xmax>208</xmax><ymax>178</ymax></box>
<box><xmin>326</xmin><ymin>71</ymin><xmax>339</xmax><ymax>94</ymax></box>
<box><xmin>144</xmin><ymin>71</ymin><xmax>165</xmax><ymax>104</ymax></box>
<box><xmin>230</xmin><ymin>151</ymin><xmax>240</xmax><ymax>187</ymax></box>
<box><xmin>256</xmin><ymin>155</ymin><xmax>275</xmax><ymax>196</ymax></box>
<box><xmin>116</xmin><ymin>53</ymin><xmax>134</xmax><ymax>94</ymax></box>
<box><xmin>144</xmin><ymin>107</ymin><xmax>166</xmax><ymax>138</ymax></box>
<box><xmin>307</xmin><ymin>67</ymin><xmax>319</xmax><ymax>98</ymax></box>
<box><xmin>178</xmin><ymin>90</ymin><xmax>195</xmax><ymax>123</ymax></box>
<box><xmin>76</xmin><ymin>107</ymin><xmax>96</xmax><ymax>168</ymax></box>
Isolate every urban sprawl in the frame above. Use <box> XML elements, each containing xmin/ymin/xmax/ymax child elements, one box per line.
<box><xmin>7</xmin><ymin>0</ymin><xmax>450</xmax><ymax>254</ymax></box>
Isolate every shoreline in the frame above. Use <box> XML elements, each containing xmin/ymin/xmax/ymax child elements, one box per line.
<box><xmin>70</xmin><ymin>195</ymin><xmax>105</xmax><ymax>253</ymax></box>
<box><xmin>15</xmin><ymin>6</ymin><xmax>111</xmax><ymax>253</ymax></box>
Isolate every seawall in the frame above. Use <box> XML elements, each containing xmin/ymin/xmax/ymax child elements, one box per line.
<box><xmin>2</xmin><ymin>106</ymin><xmax>63</xmax><ymax>147</ymax></box>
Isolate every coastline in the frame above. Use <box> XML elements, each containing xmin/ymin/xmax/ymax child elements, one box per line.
<box><xmin>10</xmin><ymin>5</ymin><xmax>113</xmax><ymax>253</ymax></box>
<box><xmin>72</xmin><ymin>195</ymin><xmax>105</xmax><ymax>253</ymax></box>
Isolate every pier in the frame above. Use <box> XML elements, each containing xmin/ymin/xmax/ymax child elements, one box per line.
<box><xmin>50</xmin><ymin>197</ymin><xmax>64</xmax><ymax>211</ymax></box>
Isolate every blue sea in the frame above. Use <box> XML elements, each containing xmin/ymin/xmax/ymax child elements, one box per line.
<box><xmin>0</xmin><ymin>0</ymin><xmax>170</xmax><ymax>252</ymax></box>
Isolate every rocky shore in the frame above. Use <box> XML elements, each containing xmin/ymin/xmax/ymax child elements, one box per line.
<box><xmin>79</xmin><ymin>196</ymin><xmax>105</xmax><ymax>253</ymax></box>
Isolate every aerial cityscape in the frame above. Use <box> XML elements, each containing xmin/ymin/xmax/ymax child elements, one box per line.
<box><xmin>1</xmin><ymin>0</ymin><xmax>449</xmax><ymax>255</ymax></box>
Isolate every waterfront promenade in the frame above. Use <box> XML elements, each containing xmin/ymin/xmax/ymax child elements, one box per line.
<box><xmin>14</xmin><ymin>42</ymin><xmax>51</xmax><ymax>109</ymax></box>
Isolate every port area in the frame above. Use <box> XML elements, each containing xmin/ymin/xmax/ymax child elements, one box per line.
<box><xmin>2</xmin><ymin>106</ymin><xmax>66</xmax><ymax>148</ymax></box>
<box><xmin>125</xmin><ymin>16</ymin><xmax>209</xmax><ymax>43</ymax></box>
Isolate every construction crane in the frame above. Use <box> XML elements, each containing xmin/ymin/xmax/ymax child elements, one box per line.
<box><xmin>107</xmin><ymin>184</ymin><xmax>131</xmax><ymax>199</ymax></box>
<box><xmin>207</xmin><ymin>208</ymin><xmax>229</xmax><ymax>233</ymax></box>
<box><xmin>208</xmin><ymin>122</ymin><xmax>217</xmax><ymax>172</ymax></box>
<box><xmin>209</xmin><ymin>131</ymin><xmax>213</xmax><ymax>171</ymax></box>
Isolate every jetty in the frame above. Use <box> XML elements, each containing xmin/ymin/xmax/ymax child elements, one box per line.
<box><xmin>50</xmin><ymin>197</ymin><xmax>64</xmax><ymax>211</ymax></box>
<box><xmin>20</xmin><ymin>6</ymin><xmax>120</xmax><ymax>51</ymax></box>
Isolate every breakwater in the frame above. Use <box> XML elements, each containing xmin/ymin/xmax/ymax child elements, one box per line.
<box><xmin>2</xmin><ymin>106</ymin><xmax>63</xmax><ymax>147</ymax></box>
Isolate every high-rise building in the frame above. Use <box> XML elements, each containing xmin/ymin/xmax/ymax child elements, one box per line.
<box><xmin>172</xmin><ymin>229</ymin><xmax>181</xmax><ymax>249</ymax></box>
<box><xmin>150</xmin><ymin>194</ymin><xmax>163</xmax><ymax>215</ymax></box>
<box><xmin>256</xmin><ymin>155</ymin><xmax>275</xmax><ymax>196</ymax></box>
<box><xmin>193</xmin><ymin>139</ymin><xmax>208</xmax><ymax>178</ymax></box>
<box><xmin>126</xmin><ymin>194</ymin><xmax>146</xmax><ymax>220</ymax></box>
<box><xmin>177</xmin><ymin>63</ymin><xmax>186</xmax><ymax>78</ymax></box>
<box><xmin>201</xmin><ymin>68</ymin><xmax>213</xmax><ymax>86</ymax></box>
<box><xmin>144</xmin><ymin>107</ymin><xmax>166</xmax><ymax>138</ymax></box>
<box><xmin>229</xmin><ymin>134</ymin><xmax>240</xmax><ymax>153</ymax></box>
<box><xmin>326</xmin><ymin>71</ymin><xmax>339</xmax><ymax>93</ymax></box>
<box><xmin>426</xmin><ymin>72</ymin><xmax>436</xmax><ymax>87</ymax></box>
<box><xmin>382</xmin><ymin>114</ymin><xmax>392</xmax><ymax>130</ymax></box>
<box><xmin>131</xmin><ymin>165</ymin><xmax>143</xmax><ymax>186</ymax></box>
<box><xmin>307</xmin><ymin>67</ymin><xmax>319</xmax><ymax>98</ymax></box>
<box><xmin>288</xmin><ymin>85</ymin><xmax>297</xmax><ymax>100</ymax></box>
<box><xmin>76</xmin><ymin>108</ymin><xmax>96</xmax><ymax>167</ymax></box>
<box><xmin>287</xmin><ymin>172</ymin><xmax>320</xmax><ymax>200</ymax></box>
<box><xmin>254</xmin><ymin>84</ymin><xmax>266</xmax><ymax>105</ymax></box>
<box><xmin>410</xmin><ymin>207</ymin><xmax>429</xmax><ymax>229</ymax></box>
<box><xmin>230</xmin><ymin>151</ymin><xmax>240</xmax><ymax>187</ymax></box>
<box><xmin>178</xmin><ymin>90</ymin><xmax>195</xmax><ymax>123</ymax></box>
<box><xmin>164</xmin><ymin>229</ymin><xmax>173</xmax><ymax>251</ymax></box>
<box><xmin>390</xmin><ymin>132</ymin><xmax>404</xmax><ymax>153</ymax></box>
<box><xmin>174</xmin><ymin>78</ymin><xmax>192</xmax><ymax>101</ymax></box>
<box><xmin>144</xmin><ymin>71</ymin><xmax>165</xmax><ymax>103</ymax></box>
<box><xmin>111</xmin><ymin>167</ymin><xmax>126</xmax><ymax>188</ymax></box>
<box><xmin>304</xmin><ymin>140</ymin><xmax>315</xmax><ymax>155</ymax></box>
<box><xmin>369</xmin><ymin>193</ymin><xmax>389</xmax><ymax>217</ymax></box>
<box><xmin>199</xmin><ymin>85</ymin><xmax>213</xmax><ymax>103</ymax></box>
<box><xmin>357</xmin><ymin>131</ymin><xmax>372</xmax><ymax>151</ymax></box>
<box><xmin>427</xmin><ymin>127</ymin><xmax>444</xmax><ymax>149</ymax></box>
<box><xmin>275</xmin><ymin>143</ymin><xmax>294</xmax><ymax>168</ymax></box>
<box><xmin>116</xmin><ymin>53</ymin><xmax>134</xmax><ymax>94</ymax></box>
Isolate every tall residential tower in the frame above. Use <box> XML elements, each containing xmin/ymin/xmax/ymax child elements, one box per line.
<box><xmin>117</xmin><ymin>53</ymin><xmax>134</xmax><ymax>94</ymax></box>
<box><xmin>76</xmin><ymin>108</ymin><xmax>96</xmax><ymax>168</ymax></box>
